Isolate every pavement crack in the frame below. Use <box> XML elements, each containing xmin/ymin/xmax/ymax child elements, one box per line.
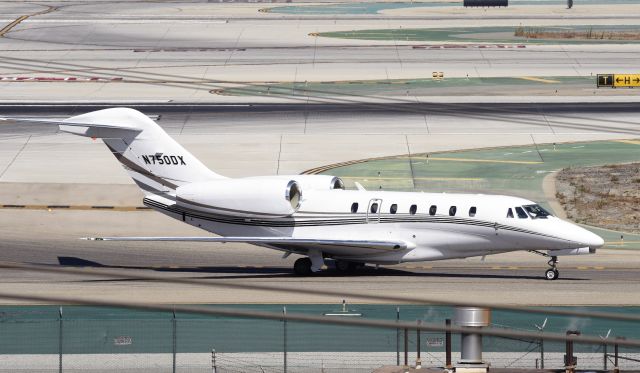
<box><xmin>537</xmin><ymin>106</ymin><xmax>556</xmax><ymax>135</ymax></box>
<box><xmin>225</xmin><ymin>28</ymin><xmax>244</xmax><ymax>66</ymax></box>
<box><xmin>414</xmin><ymin>96</ymin><xmax>430</xmax><ymax>134</ymax></box>
<box><xmin>529</xmin><ymin>134</ymin><xmax>545</xmax><ymax>163</ymax></box>
<box><xmin>0</xmin><ymin>135</ymin><xmax>31</xmax><ymax>180</ymax></box>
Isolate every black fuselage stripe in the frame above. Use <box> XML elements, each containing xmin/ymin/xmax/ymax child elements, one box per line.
<box><xmin>143</xmin><ymin>199</ymin><xmax>563</xmax><ymax>240</ymax></box>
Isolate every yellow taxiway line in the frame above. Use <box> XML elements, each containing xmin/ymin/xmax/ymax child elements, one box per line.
<box><xmin>0</xmin><ymin>6</ymin><xmax>57</xmax><ymax>38</ymax></box>
<box><xmin>616</xmin><ymin>139</ymin><xmax>640</xmax><ymax>145</ymax></box>
<box><xmin>0</xmin><ymin>15</ymin><xmax>28</xmax><ymax>37</ymax></box>
<box><xmin>519</xmin><ymin>76</ymin><xmax>560</xmax><ymax>84</ymax></box>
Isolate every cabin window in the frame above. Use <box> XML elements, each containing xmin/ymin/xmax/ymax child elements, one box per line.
<box><xmin>409</xmin><ymin>204</ymin><xmax>417</xmax><ymax>215</ymax></box>
<box><xmin>523</xmin><ymin>204</ymin><xmax>552</xmax><ymax>219</ymax></box>
<box><xmin>429</xmin><ymin>205</ymin><xmax>437</xmax><ymax>216</ymax></box>
<box><xmin>515</xmin><ymin>206</ymin><xmax>528</xmax><ymax>219</ymax></box>
<box><xmin>351</xmin><ymin>202</ymin><xmax>359</xmax><ymax>213</ymax></box>
<box><xmin>506</xmin><ymin>208</ymin><xmax>514</xmax><ymax>218</ymax></box>
<box><xmin>449</xmin><ymin>206</ymin><xmax>457</xmax><ymax>216</ymax></box>
<box><xmin>469</xmin><ymin>206</ymin><xmax>477</xmax><ymax>217</ymax></box>
<box><xmin>390</xmin><ymin>204</ymin><xmax>398</xmax><ymax>214</ymax></box>
<box><xmin>370</xmin><ymin>203</ymin><xmax>379</xmax><ymax>214</ymax></box>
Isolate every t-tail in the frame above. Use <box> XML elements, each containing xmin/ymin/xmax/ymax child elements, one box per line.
<box><xmin>59</xmin><ymin>108</ymin><xmax>224</xmax><ymax>194</ymax></box>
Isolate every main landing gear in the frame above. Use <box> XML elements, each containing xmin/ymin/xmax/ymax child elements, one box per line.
<box><xmin>293</xmin><ymin>257</ymin><xmax>313</xmax><ymax>276</ymax></box>
<box><xmin>292</xmin><ymin>257</ymin><xmax>364</xmax><ymax>276</ymax></box>
<box><xmin>530</xmin><ymin>250</ymin><xmax>559</xmax><ymax>280</ymax></box>
<box><xmin>335</xmin><ymin>260</ymin><xmax>364</xmax><ymax>274</ymax></box>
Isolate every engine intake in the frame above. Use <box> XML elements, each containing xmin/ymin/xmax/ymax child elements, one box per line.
<box><xmin>285</xmin><ymin>180</ymin><xmax>302</xmax><ymax>210</ymax></box>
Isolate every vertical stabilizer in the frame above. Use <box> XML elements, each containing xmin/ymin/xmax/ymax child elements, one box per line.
<box><xmin>60</xmin><ymin>108</ymin><xmax>224</xmax><ymax>194</ymax></box>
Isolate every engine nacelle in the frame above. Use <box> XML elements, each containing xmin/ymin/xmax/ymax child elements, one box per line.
<box><xmin>176</xmin><ymin>178</ymin><xmax>302</xmax><ymax>217</ymax></box>
<box><xmin>248</xmin><ymin>175</ymin><xmax>344</xmax><ymax>191</ymax></box>
<box><xmin>292</xmin><ymin>175</ymin><xmax>345</xmax><ymax>191</ymax></box>
<box><xmin>548</xmin><ymin>247</ymin><xmax>596</xmax><ymax>256</ymax></box>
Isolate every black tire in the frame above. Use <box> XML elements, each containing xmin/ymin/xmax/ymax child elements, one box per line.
<box><xmin>335</xmin><ymin>260</ymin><xmax>362</xmax><ymax>274</ymax></box>
<box><xmin>293</xmin><ymin>257</ymin><xmax>313</xmax><ymax>276</ymax></box>
<box><xmin>335</xmin><ymin>260</ymin><xmax>351</xmax><ymax>273</ymax></box>
<box><xmin>545</xmin><ymin>268</ymin><xmax>559</xmax><ymax>280</ymax></box>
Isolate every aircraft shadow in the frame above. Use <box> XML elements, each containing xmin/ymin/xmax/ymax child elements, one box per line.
<box><xmin>55</xmin><ymin>256</ymin><xmax>293</xmax><ymax>280</ymax></box>
<box><xmin>55</xmin><ymin>256</ymin><xmax>587</xmax><ymax>281</ymax></box>
<box><xmin>304</xmin><ymin>267</ymin><xmax>587</xmax><ymax>281</ymax></box>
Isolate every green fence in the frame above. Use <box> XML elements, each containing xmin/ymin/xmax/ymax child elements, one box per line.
<box><xmin>1</xmin><ymin>305</ymin><xmax>639</xmax><ymax>372</ymax></box>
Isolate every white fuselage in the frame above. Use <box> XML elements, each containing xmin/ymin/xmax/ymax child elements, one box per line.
<box><xmin>145</xmin><ymin>188</ymin><xmax>604</xmax><ymax>265</ymax></box>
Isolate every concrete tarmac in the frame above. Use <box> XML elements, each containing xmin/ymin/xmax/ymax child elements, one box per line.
<box><xmin>1</xmin><ymin>209</ymin><xmax>640</xmax><ymax>306</ymax></box>
<box><xmin>2</xmin><ymin>2</ymin><xmax>640</xmax><ymax>101</ymax></box>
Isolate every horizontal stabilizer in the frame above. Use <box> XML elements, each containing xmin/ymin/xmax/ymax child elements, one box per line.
<box><xmin>0</xmin><ymin>117</ymin><xmax>141</xmax><ymax>132</ymax></box>
<box><xmin>83</xmin><ymin>236</ymin><xmax>415</xmax><ymax>251</ymax></box>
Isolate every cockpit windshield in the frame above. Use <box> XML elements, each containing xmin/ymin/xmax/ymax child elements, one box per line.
<box><xmin>523</xmin><ymin>204</ymin><xmax>552</xmax><ymax>219</ymax></box>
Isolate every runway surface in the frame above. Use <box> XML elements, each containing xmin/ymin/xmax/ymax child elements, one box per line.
<box><xmin>2</xmin><ymin>209</ymin><xmax>640</xmax><ymax>306</ymax></box>
<box><xmin>1</xmin><ymin>2</ymin><xmax>640</xmax><ymax>101</ymax></box>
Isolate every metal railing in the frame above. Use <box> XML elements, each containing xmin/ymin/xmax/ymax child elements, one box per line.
<box><xmin>1</xmin><ymin>262</ymin><xmax>639</xmax><ymax>372</ymax></box>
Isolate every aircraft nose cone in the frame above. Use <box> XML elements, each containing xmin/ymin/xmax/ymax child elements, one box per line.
<box><xmin>564</xmin><ymin>221</ymin><xmax>605</xmax><ymax>249</ymax></box>
<box><xmin>585</xmin><ymin>232</ymin><xmax>605</xmax><ymax>249</ymax></box>
<box><xmin>576</xmin><ymin>226</ymin><xmax>604</xmax><ymax>249</ymax></box>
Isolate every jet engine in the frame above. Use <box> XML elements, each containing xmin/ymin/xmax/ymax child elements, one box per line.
<box><xmin>276</xmin><ymin>175</ymin><xmax>345</xmax><ymax>191</ymax></box>
<box><xmin>241</xmin><ymin>175</ymin><xmax>344</xmax><ymax>191</ymax></box>
<box><xmin>176</xmin><ymin>178</ymin><xmax>302</xmax><ymax>217</ymax></box>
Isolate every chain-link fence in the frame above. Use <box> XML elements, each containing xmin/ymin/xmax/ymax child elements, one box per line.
<box><xmin>0</xmin><ymin>305</ymin><xmax>639</xmax><ymax>372</ymax></box>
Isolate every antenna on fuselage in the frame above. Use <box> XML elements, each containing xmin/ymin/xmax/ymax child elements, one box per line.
<box><xmin>354</xmin><ymin>182</ymin><xmax>367</xmax><ymax>191</ymax></box>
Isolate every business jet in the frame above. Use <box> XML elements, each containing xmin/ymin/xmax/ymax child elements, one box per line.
<box><xmin>1</xmin><ymin>108</ymin><xmax>604</xmax><ymax>280</ymax></box>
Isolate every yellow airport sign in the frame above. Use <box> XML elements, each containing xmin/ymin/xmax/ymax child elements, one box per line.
<box><xmin>597</xmin><ymin>74</ymin><xmax>640</xmax><ymax>88</ymax></box>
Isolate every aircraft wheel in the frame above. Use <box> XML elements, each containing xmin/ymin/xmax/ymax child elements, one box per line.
<box><xmin>545</xmin><ymin>268</ymin><xmax>559</xmax><ymax>281</ymax></box>
<box><xmin>293</xmin><ymin>257</ymin><xmax>313</xmax><ymax>276</ymax></box>
<box><xmin>335</xmin><ymin>260</ymin><xmax>360</xmax><ymax>274</ymax></box>
<box><xmin>335</xmin><ymin>260</ymin><xmax>351</xmax><ymax>272</ymax></box>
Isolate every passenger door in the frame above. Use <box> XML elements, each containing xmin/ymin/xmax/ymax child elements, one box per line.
<box><xmin>367</xmin><ymin>199</ymin><xmax>382</xmax><ymax>223</ymax></box>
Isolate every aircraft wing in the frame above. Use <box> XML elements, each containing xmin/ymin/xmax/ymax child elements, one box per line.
<box><xmin>84</xmin><ymin>236</ymin><xmax>415</xmax><ymax>252</ymax></box>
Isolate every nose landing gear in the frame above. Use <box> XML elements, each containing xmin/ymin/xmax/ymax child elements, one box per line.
<box><xmin>529</xmin><ymin>250</ymin><xmax>559</xmax><ymax>280</ymax></box>
<box><xmin>545</xmin><ymin>257</ymin><xmax>559</xmax><ymax>280</ymax></box>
